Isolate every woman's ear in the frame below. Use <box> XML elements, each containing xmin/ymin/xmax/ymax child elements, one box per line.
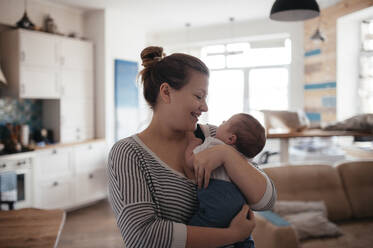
<box><xmin>159</xmin><ymin>82</ymin><xmax>171</xmax><ymax>104</ymax></box>
<box><xmin>227</xmin><ymin>134</ymin><xmax>237</xmax><ymax>145</ymax></box>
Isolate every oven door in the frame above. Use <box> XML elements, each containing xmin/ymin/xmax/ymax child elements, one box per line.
<box><xmin>14</xmin><ymin>168</ymin><xmax>32</xmax><ymax>209</ymax></box>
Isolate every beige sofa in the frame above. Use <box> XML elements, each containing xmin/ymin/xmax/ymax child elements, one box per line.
<box><xmin>252</xmin><ymin>161</ymin><xmax>373</xmax><ymax>248</ymax></box>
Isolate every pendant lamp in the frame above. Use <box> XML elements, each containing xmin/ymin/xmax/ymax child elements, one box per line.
<box><xmin>270</xmin><ymin>0</ymin><xmax>320</xmax><ymax>22</ymax></box>
<box><xmin>16</xmin><ymin>0</ymin><xmax>35</xmax><ymax>30</ymax></box>
<box><xmin>310</xmin><ymin>28</ymin><xmax>325</xmax><ymax>42</ymax></box>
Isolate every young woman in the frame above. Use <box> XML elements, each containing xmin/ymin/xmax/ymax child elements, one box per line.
<box><xmin>108</xmin><ymin>46</ymin><xmax>277</xmax><ymax>248</ymax></box>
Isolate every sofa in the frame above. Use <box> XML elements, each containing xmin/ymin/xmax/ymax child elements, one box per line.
<box><xmin>252</xmin><ymin>160</ymin><xmax>373</xmax><ymax>248</ymax></box>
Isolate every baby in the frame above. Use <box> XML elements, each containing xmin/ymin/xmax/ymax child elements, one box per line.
<box><xmin>186</xmin><ymin>113</ymin><xmax>266</xmax><ymax>248</ymax></box>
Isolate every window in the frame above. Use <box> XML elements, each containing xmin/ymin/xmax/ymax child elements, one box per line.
<box><xmin>201</xmin><ymin>39</ymin><xmax>291</xmax><ymax>125</ymax></box>
<box><xmin>359</xmin><ymin>20</ymin><xmax>373</xmax><ymax>113</ymax></box>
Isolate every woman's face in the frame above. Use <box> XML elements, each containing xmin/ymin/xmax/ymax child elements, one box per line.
<box><xmin>168</xmin><ymin>70</ymin><xmax>209</xmax><ymax>131</ymax></box>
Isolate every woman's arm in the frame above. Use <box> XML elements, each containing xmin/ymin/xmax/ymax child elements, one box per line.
<box><xmin>193</xmin><ymin>144</ymin><xmax>274</xmax><ymax>208</ymax></box>
<box><xmin>186</xmin><ymin>205</ymin><xmax>256</xmax><ymax>248</ymax></box>
<box><xmin>108</xmin><ymin>140</ymin><xmax>185</xmax><ymax>248</ymax></box>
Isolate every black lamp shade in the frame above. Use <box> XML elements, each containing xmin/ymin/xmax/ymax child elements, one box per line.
<box><xmin>270</xmin><ymin>0</ymin><xmax>320</xmax><ymax>21</ymax></box>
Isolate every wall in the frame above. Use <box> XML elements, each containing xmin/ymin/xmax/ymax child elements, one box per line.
<box><xmin>148</xmin><ymin>18</ymin><xmax>305</xmax><ymax>112</ymax></box>
<box><xmin>0</xmin><ymin>0</ymin><xmax>84</xmax><ymax>36</ymax></box>
<box><xmin>303</xmin><ymin>0</ymin><xmax>373</xmax><ymax>123</ymax></box>
<box><xmin>83</xmin><ymin>10</ymin><xmax>106</xmax><ymax>140</ymax></box>
<box><xmin>83</xmin><ymin>8</ymin><xmax>147</xmax><ymax>146</ymax></box>
<box><xmin>337</xmin><ymin>6</ymin><xmax>373</xmax><ymax>120</ymax></box>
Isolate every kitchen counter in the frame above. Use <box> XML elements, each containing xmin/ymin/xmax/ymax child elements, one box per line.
<box><xmin>33</xmin><ymin>138</ymin><xmax>106</xmax><ymax>150</ymax></box>
<box><xmin>0</xmin><ymin>208</ymin><xmax>65</xmax><ymax>248</ymax></box>
<box><xmin>0</xmin><ymin>138</ymin><xmax>106</xmax><ymax>158</ymax></box>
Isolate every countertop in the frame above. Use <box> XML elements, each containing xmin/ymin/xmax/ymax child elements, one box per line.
<box><xmin>0</xmin><ymin>138</ymin><xmax>106</xmax><ymax>159</ymax></box>
<box><xmin>0</xmin><ymin>208</ymin><xmax>65</xmax><ymax>248</ymax></box>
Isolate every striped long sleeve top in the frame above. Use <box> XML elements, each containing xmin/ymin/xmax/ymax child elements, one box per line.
<box><xmin>108</xmin><ymin>124</ymin><xmax>277</xmax><ymax>248</ymax></box>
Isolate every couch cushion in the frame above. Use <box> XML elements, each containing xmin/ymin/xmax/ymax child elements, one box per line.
<box><xmin>264</xmin><ymin>165</ymin><xmax>352</xmax><ymax>221</ymax></box>
<box><xmin>301</xmin><ymin>218</ymin><xmax>373</xmax><ymax>248</ymax></box>
<box><xmin>337</xmin><ymin>161</ymin><xmax>373</xmax><ymax>218</ymax></box>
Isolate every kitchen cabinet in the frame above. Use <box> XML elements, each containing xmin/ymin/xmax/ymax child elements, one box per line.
<box><xmin>0</xmin><ymin>29</ymin><xmax>93</xmax><ymax>101</ymax></box>
<box><xmin>74</xmin><ymin>142</ymin><xmax>107</xmax><ymax>205</ymax></box>
<box><xmin>32</xmin><ymin>140</ymin><xmax>107</xmax><ymax>210</ymax></box>
<box><xmin>33</xmin><ymin>146</ymin><xmax>75</xmax><ymax>209</ymax></box>
<box><xmin>0</xmin><ymin>29</ymin><xmax>60</xmax><ymax>98</ymax></box>
<box><xmin>0</xmin><ymin>29</ymin><xmax>95</xmax><ymax>143</ymax></box>
<box><xmin>60</xmin><ymin>99</ymin><xmax>94</xmax><ymax>143</ymax></box>
<box><xmin>34</xmin><ymin>176</ymin><xmax>74</xmax><ymax>209</ymax></box>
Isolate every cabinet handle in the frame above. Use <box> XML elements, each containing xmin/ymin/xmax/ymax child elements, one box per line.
<box><xmin>55</xmin><ymin>73</ymin><xmax>59</xmax><ymax>94</ymax></box>
<box><xmin>52</xmin><ymin>149</ymin><xmax>57</xmax><ymax>154</ymax></box>
<box><xmin>89</xmin><ymin>174</ymin><xmax>93</xmax><ymax>179</ymax></box>
<box><xmin>88</xmin><ymin>145</ymin><xmax>92</xmax><ymax>150</ymax></box>
<box><xmin>16</xmin><ymin>161</ymin><xmax>26</xmax><ymax>166</ymax></box>
<box><xmin>53</xmin><ymin>181</ymin><xmax>59</xmax><ymax>187</ymax></box>
<box><xmin>20</xmin><ymin>51</ymin><xmax>25</xmax><ymax>62</ymax></box>
<box><xmin>0</xmin><ymin>164</ymin><xmax>6</xmax><ymax>169</ymax></box>
<box><xmin>20</xmin><ymin>84</ymin><xmax>25</xmax><ymax>94</ymax></box>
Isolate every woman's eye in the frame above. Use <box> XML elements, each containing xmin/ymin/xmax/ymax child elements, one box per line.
<box><xmin>195</xmin><ymin>95</ymin><xmax>202</xmax><ymax>100</ymax></box>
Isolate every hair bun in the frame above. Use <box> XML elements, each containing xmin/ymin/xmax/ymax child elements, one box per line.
<box><xmin>141</xmin><ymin>46</ymin><xmax>166</xmax><ymax>68</ymax></box>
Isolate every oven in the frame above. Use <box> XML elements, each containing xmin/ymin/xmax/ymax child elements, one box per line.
<box><xmin>0</xmin><ymin>154</ymin><xmax>33</xmax><ymax>210</ymax></box>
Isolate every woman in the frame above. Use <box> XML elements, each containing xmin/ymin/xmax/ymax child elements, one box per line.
<box><xmin>108</xmin><ymin>46</ymin><xmax>276</xmax><ymax>248</ymax></box>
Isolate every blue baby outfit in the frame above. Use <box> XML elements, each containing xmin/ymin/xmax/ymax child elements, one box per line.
<box><xmin>188</xmin><ymin>179</ymin><xmax>255</xmax><ymax>248</ymax></box>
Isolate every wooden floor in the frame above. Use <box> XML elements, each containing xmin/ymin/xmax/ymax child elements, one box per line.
<box><xmin>58</xmin><ymin>199</ymin><xmax>124</xmax><ymax>248</ymax></box>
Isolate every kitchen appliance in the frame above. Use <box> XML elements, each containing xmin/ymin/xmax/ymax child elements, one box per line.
<box><xmin>0</xmin><ymin>154</ymin><xmax>33</xmax><ymax>209</ymax></box>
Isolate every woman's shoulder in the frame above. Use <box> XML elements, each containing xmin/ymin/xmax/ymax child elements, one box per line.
<box><xmin>109</xmin><ymin>135</ymin><xmax>143</xmax><ymax>164</ymax></box>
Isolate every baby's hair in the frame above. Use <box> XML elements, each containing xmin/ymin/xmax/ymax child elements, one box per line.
<box><xmin>138</xmin><ymin>46</ymin><xmax>209</xmax><ymax>109</ymax></box>
<box><xmin>229</xmin><ymin>113</ymin><xmax>266</xmax><ymax>158</ymax></box>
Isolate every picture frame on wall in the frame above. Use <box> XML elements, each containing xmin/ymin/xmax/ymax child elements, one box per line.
<box><xmin>114</xmin><ymin>59</ymin><xmax>139</xmax><ymax>141</ymax></box>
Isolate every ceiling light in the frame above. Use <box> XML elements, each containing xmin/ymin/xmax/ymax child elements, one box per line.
<box><xmin>270</xmin><ymin>0</ymin><xmax>320</xmax><ymax>22</ymax></box>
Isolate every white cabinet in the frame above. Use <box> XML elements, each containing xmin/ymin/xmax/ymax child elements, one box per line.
<box><xmin>0</xmin><ymin>29</ymin><xmax>94</xmax><ymax>105</ymax></box>
<box><xmin>20</xmin><ymin>67</ymin><xmax>59</xmax><ymax>99</ymax></box>
<box><xmin>32</xmin><ymin>140</ymin><xmax>107</xmax><ymax>210</ymax></box>
<box><xmin>33</xmin><ymin>146</ymin><xmax>75</xmax><ymax>210</ymax></box>
<box><xmin>74</xmin><ymin>142</ymin><xmax>107</xmax><ymax>205</ymax></box>
<box><xmin>60</xmin><ymin>99</ymin><xmax>94</xmax><ymax>143</ymax></box>
<box><xmin>59</xmin><ymin>38</ymin><xmax>93</xmax><ymax>71</ymax></box>
<box><xmin>35</xmin><ymin>176</ymin><xmax>74</xmax><ymax>210</ymax></box>
<box><xmin>0</xmin><ymin>29</ymin><xmax>95</xmax><ymax>143</ymax></box>
<box><xmin>19</xmin><ymin>31</ymin><xmax>58</xmax><ymax>68</ymax></box>
<box><xmin>0</xmin><ymin>29</ymin><xmax>60</xmax><ymax>99</ymax></box>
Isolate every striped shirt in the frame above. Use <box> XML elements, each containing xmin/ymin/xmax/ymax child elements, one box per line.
<box><xmin>108</xmin><ymin>124</ymin><xmax>276</xmax><ymax>248</ymax></box>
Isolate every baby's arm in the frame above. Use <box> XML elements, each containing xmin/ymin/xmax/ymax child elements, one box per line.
<box><xmin>185</xmin><ymin>137</ymin><xmax>203</xmax><ymax>168</ymax></box>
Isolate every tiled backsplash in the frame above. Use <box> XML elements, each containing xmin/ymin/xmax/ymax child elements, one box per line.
<box><xmin>0</xmin><ymin>97</ymin><xmax>42</xmax><ymax>131</ymax></box>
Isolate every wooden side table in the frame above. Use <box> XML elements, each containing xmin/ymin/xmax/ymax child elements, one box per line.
<box><xmin>0</xmin><ymin>208</ymin><xmax>65</xmax><ymax>248</ymax></box>
<box><xmin>267</xmin><ymin>129</ymin><xmax>373</xmax><ymax>163</ymax></box>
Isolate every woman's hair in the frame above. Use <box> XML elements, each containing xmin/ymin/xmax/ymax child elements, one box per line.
<box><xmin>139</xmin><ymin>46</ymin><xmax>209</xmax><ymax>109</ymax></box>
<box><xmin>229</xmin><ymin>113</ymin><xmax>266</xmax><ymax>158</ymax></box>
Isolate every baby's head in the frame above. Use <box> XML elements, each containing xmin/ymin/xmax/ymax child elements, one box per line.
<box><xmin>215</xmin><ymin>113</ymin><xmax>266</xmax><ymax>158</ymax></box>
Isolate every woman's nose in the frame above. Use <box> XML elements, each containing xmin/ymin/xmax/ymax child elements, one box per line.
<box><xmin>200</xmin><ymin>100</ymin><xmax>208</xmax><ymax>112</ymax></box>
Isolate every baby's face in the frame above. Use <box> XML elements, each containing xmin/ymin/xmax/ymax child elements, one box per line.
<box><xmin>215</xmin><ymin>115</ymin><xmax>241</xmax><ymax>144</ymax></box>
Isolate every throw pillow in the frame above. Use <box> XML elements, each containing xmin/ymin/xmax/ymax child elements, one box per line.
<box><xmin>274</xmin><ymin>200</ymin><xmax>328</xmax><ymax>217</ymax></box>
<box><xmin>283</xmin><ymin>211</ymin><xmax>342</xmax><ymax>240</ymax></box>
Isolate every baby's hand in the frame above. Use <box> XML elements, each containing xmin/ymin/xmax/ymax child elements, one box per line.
<box><xmin>185</xmin><ymin>137</ymin><xmax>202</xmax><ymax>168</ymax></box>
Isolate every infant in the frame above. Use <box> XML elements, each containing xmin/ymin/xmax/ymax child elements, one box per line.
<box><xmin>186</xmin><ymin>113</ymin><xmax>266</xmax><ymax>248</ymax></box>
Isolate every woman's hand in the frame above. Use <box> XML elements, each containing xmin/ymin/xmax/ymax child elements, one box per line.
<box><xmin>193</xmin><ymin>144</ymin><xmax>231</xmax><ymax>189</ymax></box>
<box><xmin>228</xmin><ymin>205</ymin><xmax>256</xmax><ymax>242</ymax></box>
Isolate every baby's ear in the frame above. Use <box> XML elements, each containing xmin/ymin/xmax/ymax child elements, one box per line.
<box><xmin>227</xmin><ymin>134</ymin><xmax>237</xmax><ymax>145</ymax></box>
